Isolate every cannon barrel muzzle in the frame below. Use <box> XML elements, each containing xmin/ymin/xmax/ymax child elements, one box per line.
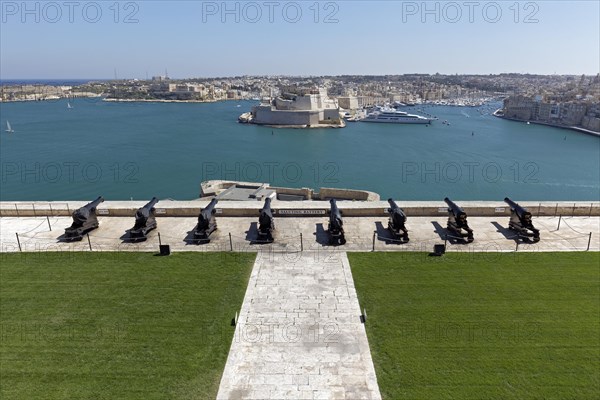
<box><xmin>260</xmin><ymin>198</ymin><xmax>273</xmax><ymax>219</ymax></box>
<box><xmin>330</xmin><ymin>199</ymin><xmax>342</xmax><ymax>220</ymax></box>
<box><xmin>388</xmin><ymin>198</ymin><xmax>406</xmax><ymax>218</ymax></box>
<box><xmin>202</xmin><ymin>198</ymin><xmax>218</xmax><ymax>216</ymax></box>
<box><xmin>73</xmin><ymin>196</ymin><xmax>104</xmax><ymax>220</ymax></box>
<box><xmin>504</xmin><ymin>197</ymin><xmax>531</xmax><ymax>218</ymax></box>
<box><xmin>87</xmin><ymin>196</ymin><xmax>104</xmax><ymax>210</ymax></box>
<box><xmin>444</xmin><ymin>197</ymin><xmax>465</xmax><ymax>216</ymax></box>
<box><xmin>143</xmin><ymin>197</ymin><xmax>159</xmax><ymax>210</ymax></box>
<box><xmin>136</xmin><ymin>197</ymin><xmax>159</xmax><ymax>219</ymax></box>
<box><xmin>263</xmin><ymin>197</ymin><xmax>271</xmax><ymax>207</ymax></box>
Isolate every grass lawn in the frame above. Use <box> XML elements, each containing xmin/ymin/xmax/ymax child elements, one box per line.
<box><xmin>349</xmin><ymin>252</ymin><xmax>600</xmax><ymax>399</ymax></box>
<box><xmin>0</xmin><ymin>252</ymin><xmax>255</xmax><ymax>400</ymax></box>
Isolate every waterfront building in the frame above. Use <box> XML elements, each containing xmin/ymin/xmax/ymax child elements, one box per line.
<box><xmin>249</xmin><ymin>87</ymin><xmax>343</xmax><ymax>127</ymax></box>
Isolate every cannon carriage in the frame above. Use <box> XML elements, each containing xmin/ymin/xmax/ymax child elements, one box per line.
<box><xmin>387</xmin><ymin>198</ymin><xmax>409</xmax><ymax>243</ymax></box>
<box><xmin>257</xmin><ymin>197</ymin><xmax>275</xmax><ymax>243</ymax></box>
<box><xmin>504</xmin><ymin>197</ymin><xmax>540</xmax><ymax>242</ymax></box>
<box><xmin>194</xmin><ymin>198</ymin><xmax>219</xmax><ymax>242</ymax></box>
<box><xmin>64</xmin><ymin>196</ymin><xmax>104</xmax><ymax>240</ymax></box>
<box><xmin>327</xmin><ymin>199</ymin><xmax>346</xmax><ymax>246</ymax></box>
<box><xmin>444</xmin><ymin>197</ymin><xmax>474</xmax><ymax>243</ymax></box>
<box><xmin>129</xmin><ymin>197</ymin><xmax>159</xmax><ymax>241</ymax></box>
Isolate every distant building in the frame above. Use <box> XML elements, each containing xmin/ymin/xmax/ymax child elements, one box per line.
<box><xmin>337</xmin><ymin>96</ymin><xmax>359</xmax><ymax>110</ymax></box>
<box><xmin>249</xmin><ymin>87</ymin><xmax>343</xmax><ymax>127</ymax></box>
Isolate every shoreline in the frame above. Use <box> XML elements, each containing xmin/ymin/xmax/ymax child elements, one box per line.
<box><xmin>102</xmin><ymin>98</ymin><xmax>220</xmax><ymax>103</ymax></box>
<box><xmin>493</xmin><ymin>113</ymin><xmax>600</xmax><ymax>137</ymax></box>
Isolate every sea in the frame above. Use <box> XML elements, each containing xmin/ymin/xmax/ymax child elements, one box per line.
<box><xmin>1</xmin><ymin>98</ymin><xmax>599</xmax><ymax>201</ymax></box>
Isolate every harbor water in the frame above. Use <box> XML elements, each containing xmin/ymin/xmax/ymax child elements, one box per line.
<box><xmin>1</xmin><ymin>99</ymin><xmax>598</xmax><ymax>201</ymax></box>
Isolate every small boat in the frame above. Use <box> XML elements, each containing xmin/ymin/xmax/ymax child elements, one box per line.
<box><xmin>5</xmin><ymin>121</ymin><xmax>14</xmax><ymax>133</ymax></box>
<box><xmin>67</xmin><ymin>101</ymin><xmax>73</xmax><ymax>109</ymax></box>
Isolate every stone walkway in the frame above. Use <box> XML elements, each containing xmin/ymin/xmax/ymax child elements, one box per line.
<box><xmin>216</xmin><ymin>252</ymin><xmax>381</xmax><ymax>400</ymax></box>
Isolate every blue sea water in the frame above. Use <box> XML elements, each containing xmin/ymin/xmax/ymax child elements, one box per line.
<box><xmin>0</xmin><ymin>98</ymin><xmax>598</xmax><ymax>201</ymax></box>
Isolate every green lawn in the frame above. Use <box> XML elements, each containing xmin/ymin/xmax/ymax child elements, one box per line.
<box><xmin>349</xmin><ymin>252</ymin><xmax>600</xmax><ymax>399</ymax></box>
<box><xmin>0</xmin><ymin>252</ymin><xmax>255</xmax><ymax>400</ymax></box>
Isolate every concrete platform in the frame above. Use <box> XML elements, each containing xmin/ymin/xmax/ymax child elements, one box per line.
<box><xmin>216</xmin><ymin>252</ymin><xmax>382</xmax><ymax>400</ymax></box>
<box><xmin>1</xmin><ymin>216</ymin><xmax>598</xmax><ymax>253</ymax></box>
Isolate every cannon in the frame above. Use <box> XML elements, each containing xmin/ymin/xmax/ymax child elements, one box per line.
<box><xmin>194</xmin><ymin>198</ymin><xmax>218</xmax><ymax>242</ymax></box>
<box><xmin>328</xmin><ymin>199</ymin><xmax>346</xmax><ymax>245</ymax></box>
<box><xmin>387</xmin><ymin>198</ymin><xmax>409</xmax><ymax>242</ymax></box>
<box><xmin>257</xmin><ymin>197</ymin><xmax>274</xmax><ymax>242</ymax></box>
<box><xmin>64</xmin><ymin>196</ymin><xmax>104</xmax><ymax>240</ymax></box>
<box><xmin>444</xmin><ymin>197</ymin><xmax>474</xmax><ymax>243</ymax></box>
<box><xmin>504</xmin><ymin>197</ymin><xmax>540</xmax><ymax>242</ymax></box>
<box><xmin>129</xmin><ymin>197</ymin><xmax>159</xmax><ymax>241</ymax></box>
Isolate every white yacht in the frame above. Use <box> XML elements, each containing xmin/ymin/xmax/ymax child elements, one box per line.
<box><xmin>361</xmin><ymin>107</ymin><xmax>433</xmax><ymax>124</ymax></box>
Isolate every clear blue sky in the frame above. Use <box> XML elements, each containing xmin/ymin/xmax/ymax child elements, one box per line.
<box><xmin>1</xmin><ymin>0</ymin><xmax>598</xmax><ymax>78</ymax></box>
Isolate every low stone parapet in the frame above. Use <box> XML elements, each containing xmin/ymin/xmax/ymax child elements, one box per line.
<box><xmin>1</xmin><ymin>200</ymin><xmax>599</xmax><ymax>218</ymax></box>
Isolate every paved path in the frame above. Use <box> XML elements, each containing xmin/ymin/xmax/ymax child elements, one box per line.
<box><xmin>216</xmin><ymin>252</ymin><xmax>382</xmax><ymax>400</ymax></box>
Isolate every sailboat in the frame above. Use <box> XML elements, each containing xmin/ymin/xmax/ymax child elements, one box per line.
<box><xmin>67</xmin><ymin>101</ymin><xmax>73</xmax><ymax>109</ymax></box>
<box><xmin>5</xmin><ymin>121</ymin><xmax>14</xmax><ymax>133</ymax></box>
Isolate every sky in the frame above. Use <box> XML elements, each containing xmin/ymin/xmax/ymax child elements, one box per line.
<box><xmin>1</xmin><ymin>0</ymin><xmax>599</xmax><ymax>78</ymax></box>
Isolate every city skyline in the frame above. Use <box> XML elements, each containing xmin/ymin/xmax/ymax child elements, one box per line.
<box><xmin>1</xmin><ymin>1</ymin><xmax>599</xmax><ymax>79</ymax></box>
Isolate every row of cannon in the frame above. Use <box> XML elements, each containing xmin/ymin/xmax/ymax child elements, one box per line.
<box><xmin>63</xmin><ymin>196</ymin><xmax>540</xmax><ymax>244</ymax></box>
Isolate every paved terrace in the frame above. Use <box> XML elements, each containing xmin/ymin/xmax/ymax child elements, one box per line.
<box><xmin>1</xmin><ymin>199</ymin><xmax>598</xmax><ymax>252</ymax></box>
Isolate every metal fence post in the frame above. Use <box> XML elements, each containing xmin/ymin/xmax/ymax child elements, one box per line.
<box><xmin>587</xmin><ymin>232</ymin><xmax>592</xmax><ymax>251</ymax></box>
<box><xmin>32</xmin><ymin>203</ymin><xmax>36</xmax><ymax>217</ymax></box>
<box><xmin>229</xmin><ymin>233</ymin><xmax>233</xmax><ymax>252</ymax></box>
<box><xmin>46</xmin><ymin>216</ymin><xmax>52</xmax><ymax>231</ymax></box>
<box><xmin>15</xmin><ymin>233</ymin><xmax>22</xmax><ymax>252</ymax></box>
<box><xmin>87</xmin><ymin>233</ymin><xmax>92</xmax><ymax>251</ymax></box>
<box><xmin>557</xmin><ymin>215</ymin><xmax>562</xmax><ymax>230</ymax></box>
<box><xmin>372</xmin><ymin>231</ymin><xmax>376</xmax><ymax>252</ymax></box>
<box><xmin>15</xmin><ymin>204</ymin><xmax>19</xmax><ymax>216</ymax></box>
<box><xmin>300</xmin><ymin>233</ymin><xmax>303</xmax><ymax>252</ymax></box>
<box><xmin>515</xmin><ymin>241</ymin><xmax>519</xmax><ymax>252</ymax></box>
<box><xmin>158</xmin><ymin>232</ymin><xmax>162</xmax><ymax>246</ymax></box>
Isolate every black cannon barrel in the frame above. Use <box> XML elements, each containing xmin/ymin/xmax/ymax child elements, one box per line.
<box><xmin>136</xmin><ymin>197</ymin><xmax>159</xmax><ymax>219</ymax></box>
<box><xmin>330</xmin><ymin>199</ymin><xmax>341</xmax><ymax>215</ymax></box>
<box><xmin>387</xmin><ymin>198</ymin><xmax>406</xmax><ymax>214</ymax></box>
<box><xmin>329</xmin><ymin>199</ymin><xmax>343</xmax><ymax>224</ymax></box>
<box><xmin>504</xmin><ymin>197</ymin><xmax>529</xmax><ymax>214</ymax></box>
<box><xmin>505</xmin><ymin>197</ymin><xmax>533</xmax><ymax>220</ymax></box>
<box><xmin>73</xmin><ymin>196</ymin><xmax>104</xmax><ymax>220</ymax></box>
<box><xmin>86</xmin><ymin>196</ymin><xmax>104</xmax><ymax>209</ymax></box>
<box><xmin>444</xmin><ymin>197</ymin><xmax>465</xmax><ymax>216</ymax></box>
<box><xmin>388</xmin><ymin>198</ymin><xmax>407</xmax><ymax>219</ymax></box>
<box><xmin>260</xmin><ymin>198</ymin><xmax>273</xmax><ymax>217</ymax></box>
<box><xmin>201</xmin><ymin>198</ymin><xmax>218</xmax><ymax>218</ymax></box>
<box><xmin>143</xmin><ymin>197</ymin><xmax>159</xmax><ymax>210</ymax></box>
